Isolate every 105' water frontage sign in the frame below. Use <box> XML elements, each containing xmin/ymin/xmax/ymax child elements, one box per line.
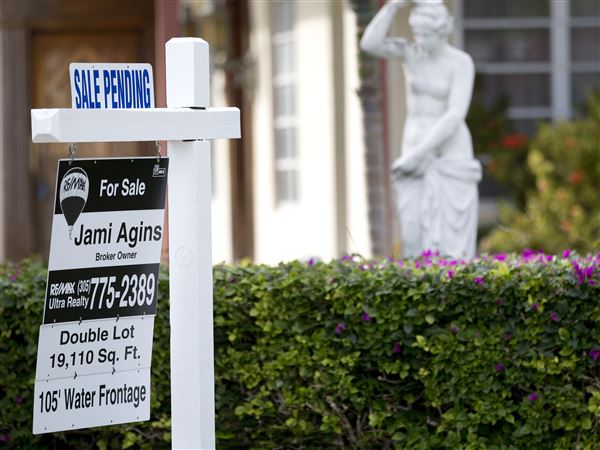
<box><xmin>33</xmin><ymin>157</ymin><xmax>168</xmax><ymax>434</ymax></box>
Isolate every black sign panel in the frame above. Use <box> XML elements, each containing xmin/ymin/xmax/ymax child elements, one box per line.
<box><xmin>44</xmin><ymin>264</ymin><xmax>160</xmax><ymax>324</ymax></box>
<box><xmin>43</xmin><ymin>157</ymin><xmax>168</xmax><ymax>324</ymax></box>
<box><xmin>54</xmin><ymin>158</ymin><xmax>168</xmax><ymax>214</ymax></box>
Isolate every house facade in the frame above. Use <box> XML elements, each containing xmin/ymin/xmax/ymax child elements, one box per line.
<box><xmin>1</xmin><ymin>0</ymin><xmax>598</xmax><ymax>264</ymax></box>
<box><xmin>207</xmin><ymin>0</ymin><xmax>599</xmax><ymax>264</ymax></box>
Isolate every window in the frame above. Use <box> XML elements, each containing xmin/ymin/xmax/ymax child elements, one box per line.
<box><xmin>271</xmin><ymin>1</ymin><xmax>298</xmax><ymax>204</ymax></box>
<box><xmin>461</xmin><ymin>0</ymin><xmax>600</xmax><ymax>131</ymax></box>
<box><xmin>570</xmin><ymin>1</ymin><xmax>600</xmax><ymax>115</ymax></box>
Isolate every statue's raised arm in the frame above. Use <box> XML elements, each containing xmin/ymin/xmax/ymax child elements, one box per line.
<box><xmin>360</xmin><ymin>0</ymin><xmax>482</xmax><ymax>259</ymax></box>
<box><xmin>360</xmin><ymin>0</ymin><xmax>410</xmax><ymax>59</ymax></box>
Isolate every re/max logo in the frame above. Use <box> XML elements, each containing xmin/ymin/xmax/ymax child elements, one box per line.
<box><xmin>49</xmin><ymin>282</ymin><xmax>76</xmax><ymax>296</ymax></box>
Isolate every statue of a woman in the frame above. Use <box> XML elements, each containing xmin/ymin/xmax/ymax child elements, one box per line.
<box><xmin>361</xmin><ymin>0</ymin><xmax>482</xmax><ymax>258</ymax></box>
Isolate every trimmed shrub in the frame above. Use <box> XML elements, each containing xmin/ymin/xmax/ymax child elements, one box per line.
<box><xmin>1</xmin><ymin>254</ymin><xmax>600</xmax><ymax>449</ymax></box>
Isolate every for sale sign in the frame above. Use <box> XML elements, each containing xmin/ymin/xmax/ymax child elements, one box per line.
<box><xmin>33</xmin><ymin>157</ymin><xmax>168</xmax><ymax>434</ymax></box>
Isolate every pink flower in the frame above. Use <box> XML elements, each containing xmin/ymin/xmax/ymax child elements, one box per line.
<box><xmin>474</xmin><ymin>277</ymin><xmax>484</xmax><ymax>285</ymax></box>
<box><xmin>527</xmin><ymin>392</ymin><xmax>538</xmax><ymax>401</ymax></box>
<box><xmin>550</xmin><ymin>311</ymin><xmax>559</xmax><ymax>322</ymax></box>
<box><xmin>447</xmin><ymin>270</ymin><xmax>454</xmax><ymax>279</ymax></box>
<box><xmin>335</xmin><ymin>322</ymin><xmax>347</xmax><ymax>335</ymax></box>
<box><xmin>361</xmin><ymin>311</ymin><xmax>372</xmax><ymax>322</ymax></box>
<box><xmin>450</xmin><ymin>324</ymin><xmax>459</xmax><ymax>335</ymax></box>
<box><xmin>531</xmin><ymin>303</ymin><xmax>539</xmax><ymax>312</ymax></box>
<box><xmin>495</xmin><ymin>363</ymin><xmax>505</xmax><ymax>373</ymax></box>
<box><xmin>393</xmin><ymin>343</ymin><xmax>402</xmax><ymax>354</ymax></box>
<box><xmin>15</xmin><ymin>395</ymin><xmax>23</xmax><ymax>404</ymax></box>
<box><xmin>307</xmin><ymin>258</ymin><xmax>315</xmax><ymax>266</ymax></box>
<box><xmin>589</xmin><ymin>349</ymin><xmax>600</xmax><ymax>361</ymax></box>
<box><xmin>521</xmin><ymin>249</ymin><xmax>540</xmax><ymax>262</ymax></box>
<box><xmin>494</xmin><ymin>253</ymin><xmax>507</xmax><ymax>262</ymax></box>
<box><xmin>562</xmin><ymin>249</ymin><xmax>571</xmax><ymax>259</ymax></box>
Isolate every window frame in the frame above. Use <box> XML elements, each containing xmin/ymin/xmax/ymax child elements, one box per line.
<box><xmin>456</xmin><ymin>0</ymin><xmax>600</xmax><ymax>124</ymax></box>
<box><xmin>271</xmin><ymin>2</ymin><xmax>299</xmax><ymax>206</ymax></box>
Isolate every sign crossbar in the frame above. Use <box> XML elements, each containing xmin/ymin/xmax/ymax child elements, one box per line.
<box><xmin>32</xmin><ymin>107</ymin><xmax>240</xmax><ymax>143</ymax></box>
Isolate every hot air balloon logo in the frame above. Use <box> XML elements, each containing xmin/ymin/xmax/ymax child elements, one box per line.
<box><xmin>59</xmin><ymin>167</ymin><xmax>89</xmax><ymax>239</ymax></box>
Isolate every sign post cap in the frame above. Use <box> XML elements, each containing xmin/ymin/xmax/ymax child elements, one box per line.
<box><xmin>166</xmin><ymin>38</ymin><xmax>210</xmax><ymax>108</ymax></box>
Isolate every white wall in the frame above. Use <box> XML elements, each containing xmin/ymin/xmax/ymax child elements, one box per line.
<box><xmin>250</xmin><ymin>1</ymin><xmax>332</xmax><ymax>264</ymax></box>
<box><xmin>249</xmin><ymin>0</ymin><xmax>370</xmax><ymax>264</ymax></box>
<box><xmin>210</xmin><ymin>68</ymin><xmax>233</xmax><ymax>264</ymax></box>
<box><xmin>343</xmin><ymin>3</ymin><xmax>371</xmax><ymax>257</ymax></box>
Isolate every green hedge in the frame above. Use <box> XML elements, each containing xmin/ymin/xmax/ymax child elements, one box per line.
<box><xmin>1</xmin><ymin>254</ymin><xmax>599</xmax><ymax>449</ymax></box>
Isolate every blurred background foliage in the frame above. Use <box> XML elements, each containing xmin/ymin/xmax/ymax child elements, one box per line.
<box><xmin>481</xmin><ymin>88</ymin><xmax>600</xmax><ymax>254</ymax></box>
<box><xmin>467</xmin><ymin>95</ymin><xmax>533</xmax><ymax>210</ymax></box>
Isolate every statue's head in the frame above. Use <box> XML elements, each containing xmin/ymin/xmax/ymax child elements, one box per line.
<box><xmin>409</xmin><ymin>0</ymin><xmax>454</xmax><ymax>53</ymax></box>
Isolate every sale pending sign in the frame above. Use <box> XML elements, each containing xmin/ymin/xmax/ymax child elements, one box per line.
<box><xmin>33</xmin><ymin>157</ymin><xmax>168</xmax><ymax>434</ymax></box>
<box><xmin>69</xmin><ymin>63</ymin><xmax>154</xmax><ymax>109</ymax></box>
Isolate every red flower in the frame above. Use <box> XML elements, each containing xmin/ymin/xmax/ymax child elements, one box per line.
<box><xmin>560</xmin><ymin>221</ymin><xmax>573</xmax><ymax>233</ymax></box>
<box><xmin>568</xmin><ymin>170</ymin><xmax>585</xmax><ymax>185</ymax></box>
<box><xmin>565</xmin><ymin>137</ymin><xmax>577</xmax><ymax>150</ymax></box>
<box><xmin>501</xmin><ymin>133</ymin><xmax>528</xmax><ymax>150</ymax></box>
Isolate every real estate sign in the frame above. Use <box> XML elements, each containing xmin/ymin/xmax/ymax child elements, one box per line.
<box><xmin>33</xmin><ymin>157</ymin><xmax>168</xmax><ymax>434</ymax></box>
<box><xmin>69</xmin><ymin>63</ymin><xmax>154</xmax><ymax>110</ymax></box>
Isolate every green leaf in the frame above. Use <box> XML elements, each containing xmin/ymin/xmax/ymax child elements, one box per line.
<box><xmin>581</xmin><ymin>416</ymin><xmax>592</xmax><ymax>430</ymax></box>
<box><xmin>558</xmin><ymin>328</ymin><xmax>570</xmax><ymax>340</ymax></box>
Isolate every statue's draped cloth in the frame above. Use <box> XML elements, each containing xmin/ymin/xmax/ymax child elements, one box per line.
<box><xmin>394</xmin><ymin>157</ymin><xmax>482</xmax><ymax>257</ymax></box>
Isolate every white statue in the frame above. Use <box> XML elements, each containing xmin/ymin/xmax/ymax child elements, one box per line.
<box><xmin>360</xmin><ymin>0</ymin><xmax>481</xmax><ymax>258</ymax></box>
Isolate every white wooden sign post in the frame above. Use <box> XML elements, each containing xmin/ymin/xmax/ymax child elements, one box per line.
<box><xmin>31</xmin><ymin>37</ymin><xmax>240</xmax><ymax>450</ymax></box>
